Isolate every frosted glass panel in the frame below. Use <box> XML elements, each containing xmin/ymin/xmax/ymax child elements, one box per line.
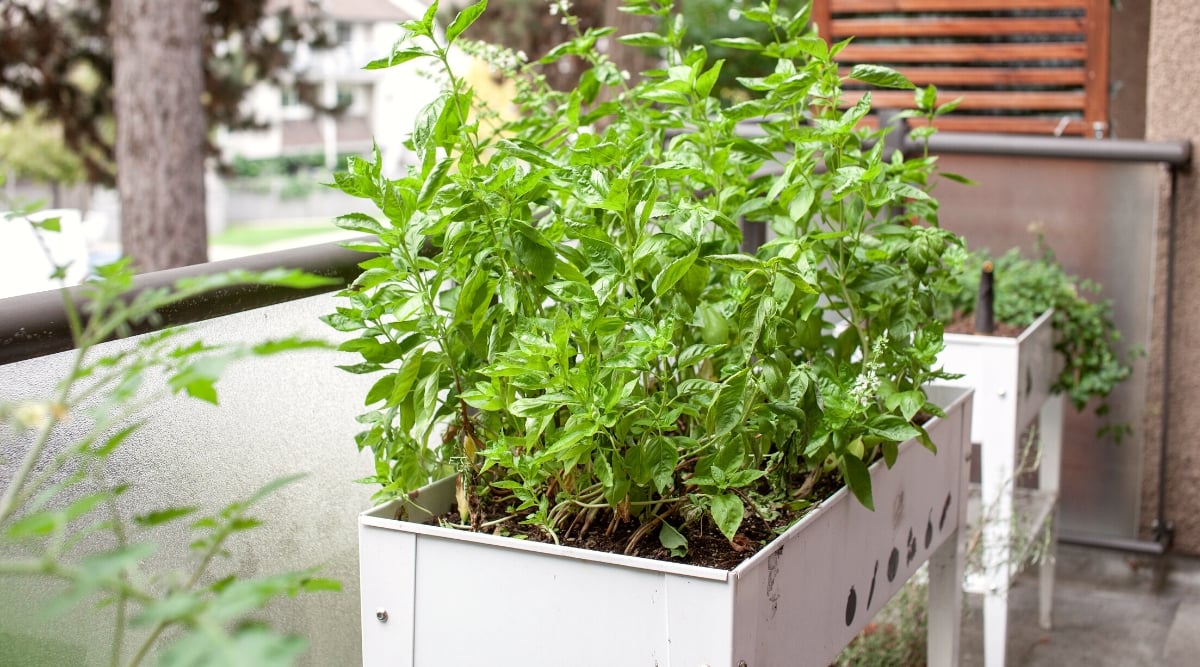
<box><xmin>0</xmin><ymin>293</ymin><xmax>375</xmax><ymax>665</ymax></box>
<box><xmin>933</xmin><ymin>155</ymin><xmax>1161</xmax><ymax>539</ymax></box>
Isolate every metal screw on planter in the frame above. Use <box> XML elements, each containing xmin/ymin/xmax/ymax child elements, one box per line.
<box><xmin>375</xmin><ymin>608</ymin><xmax>388</xmax><ymax>623</ymax></box>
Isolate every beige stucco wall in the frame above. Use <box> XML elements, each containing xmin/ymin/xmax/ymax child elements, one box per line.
<box><xmin>1143</xmin><ymin>0</ymin><xmax>1200</xmax><ymax>554</ymax></box>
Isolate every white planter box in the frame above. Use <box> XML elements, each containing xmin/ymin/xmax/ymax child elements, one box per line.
<box><xmin>358</xmin><ymin>385</ymin><xmax>972</xmax><ymax>667</ymax></box>
<box><xmin>937</xmin><ymin>310</ymin><xmax>1064</xmax><ymax>667</ymax></box>
<box><xmin>939</xmin><ymin>309</ymin><xmax>1058</xmax><ymax>447</ymax></box>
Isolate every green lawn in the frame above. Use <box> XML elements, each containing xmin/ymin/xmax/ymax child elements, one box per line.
<box><xmin>209</xmin><ymin>220</ymin><xmax>334</xmax><ymax>247</ymax></box>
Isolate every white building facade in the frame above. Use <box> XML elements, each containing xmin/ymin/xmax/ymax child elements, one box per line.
<box><xmin>219</xmin><ymin>0</ymin><xmax>442</xmax><ymax>176</ymax></box>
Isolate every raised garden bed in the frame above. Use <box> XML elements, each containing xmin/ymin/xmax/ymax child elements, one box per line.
<box><xmin>358</xmin><ymin>386</ymin><xmax>972</xmax><ymax>667</ymax></box>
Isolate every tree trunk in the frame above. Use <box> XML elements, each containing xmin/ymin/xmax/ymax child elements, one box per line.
<box><xmin>112</xmin><ymin>0</ymin><xmax>208</xmax><ymax>272</ymax></box>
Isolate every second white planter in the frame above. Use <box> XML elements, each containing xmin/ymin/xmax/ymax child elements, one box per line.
<box><xmin>359</xmin><ymin>385</ymin><xmax>973</xmax><ymax>667</ymax></box>
<box><xmin>938</xmin><ymin>309</ymin><xmax>1064</xmax><ymax>667</ymax></box>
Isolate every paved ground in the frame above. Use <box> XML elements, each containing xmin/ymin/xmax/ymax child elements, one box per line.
<box><xmin>958</xmin><ymin>543</ymin><xmax>1200</xmax><ymax>666</ymax></box>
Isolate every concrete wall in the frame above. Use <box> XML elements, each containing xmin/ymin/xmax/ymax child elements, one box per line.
<box><xmin>1144</xmin><ymin>0</ymin><xmax>1200</xmax><ymax>554</ymax></box>
<box><xmin>0</xmin><ymin>294</ymin><xmax>376</xmax><ymax>665</ymax></box>
<box><xmin>222</xmin><ymin>179</ymin><xmax>353</xmax><ymax>224</ymax></box>
<box><xmin>1110</xmin><ymin>0</ymin><xmax>1152</xmax><ymax>139</ymax></box>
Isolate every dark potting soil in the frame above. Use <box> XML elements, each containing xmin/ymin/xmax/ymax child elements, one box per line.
<box><xmin>434</xmin><ymin>473</ymin><xmax>849</xmax><ymax>570</ymax></box>
<box><xmin>944</xmin><ymin>312</ymin><xmax>1027</xmax><ymax>338</ymax></box>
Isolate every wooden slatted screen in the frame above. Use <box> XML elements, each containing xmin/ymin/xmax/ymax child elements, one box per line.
<box><xmin>811</xmin><ymin>0</ymin><xmax>1110</xmax><ymax>136</ymax></box>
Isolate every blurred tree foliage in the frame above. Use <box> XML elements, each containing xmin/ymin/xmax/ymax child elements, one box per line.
<box><xmin>0</xmin><ymin>112</ymin><xmax>86</xmax><ymax>187</ymax></box>
<box><xmin>0</xmin><ymin>0</ymin><xmax>328</xmax><ymax>187</ymax></box>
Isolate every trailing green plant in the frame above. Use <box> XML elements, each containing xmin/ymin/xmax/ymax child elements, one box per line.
<box><xmin>0</xmin><ymin>197</ymin><xmax>342</xmax><ymax>666</ymax></box>
<box><xmin>942</xmin><ymin>234</ymin><xmax>1134</xmax><ymax>439</ymax></box>
<box><xmin>327</xmin><ymin>0</ymin><xmax>963</xmax><ymax>558</ymax></box>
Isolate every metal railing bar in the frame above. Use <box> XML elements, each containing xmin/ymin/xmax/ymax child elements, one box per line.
<box><xmin>907</xmin><ymin>131</ymin><xmax>1192</xmax><ymax>166</ymax></box>
<box><xmin>0</xmin><ymin>238</ymin><xmax>371</xmax><ymax>366</ymax></box>
<box><xmin>1059</xmin><ymin>531</ymin><xmax>1167</xmax><ymax>556</ymax></box>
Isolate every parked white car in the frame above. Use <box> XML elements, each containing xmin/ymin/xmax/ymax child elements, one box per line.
<box><xmin>0</xmin><ymin>208</ymin><xmax>91</xmax><ymax>299</ymax></box>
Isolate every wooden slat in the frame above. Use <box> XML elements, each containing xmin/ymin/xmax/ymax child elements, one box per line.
<box><xmin>828</xmin><ymin>0</ymin><xmax>1088</xmax><ymax>12</ymax></box>
<box><xmin>841</xmin><ymin>66</ymin><xmax>1088</xmax><ymax>86</ymax></box>
<box><xmin>837</xmin><ymin>42</ymin><xmax>1087</xmax><ymax>63</ymax></box>
<box><xmin>849</xmin><ymin>115</ymin><xmax>1094</xmax><ymax>136</ymax></box>
<box><xmin>811</xmin><ymin>0</ymin><xmax>1110</xmax><ymax>138</ymax></box>
<box><xmin>854</xmin><ymin>115</ymin><xmax>1094</xmax><ymax>136</ymax></box>
<box><xmin>1083</xmin><ymin>0</ymin><xmax>1109</xmax><ymax>132</ymax></box>
<box><xmin>909</xmin><ymin>116</ymin><xmax>1093</xmax><ymax>136</ymax></box>
<box><xmin>830</xmin><ymin>17</ymin><xmax>1085</xmax><ymax>39</ymax></box>
<box><xmin>843</xmin><ymin>90</ymin><xmax>1086</xmax><ymax>110</ymax></box>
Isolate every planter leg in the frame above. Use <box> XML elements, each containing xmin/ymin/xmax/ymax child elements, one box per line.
<box><xmin>1039</xmin><ymin>519</ymin><xmax>1058</xmax><ymax>631</ymax></box>
<box><xmin>1038</xmin><ymin>395</ymin><xmax>1063</xmax><ymax>631</ymax></box>
<box><xmin>979</xmin><ymin>390</ymin><xmax>1017</xmax><ymax>667</ymax></box>
<box><xmin>927</xmin><ymin>526</ymin><xmax>963</xmax><ymax>667</ymax></box>
<box><xmin>983</xmin><ymin>588</ymin><xmax>1009</xmax><ymax>667</ymax></box>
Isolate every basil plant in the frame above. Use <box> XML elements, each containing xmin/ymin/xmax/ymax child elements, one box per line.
<box><xmin>326</xmin><ymin>0</ymin><xmax>963</xmax><ymax>557</ymax></box>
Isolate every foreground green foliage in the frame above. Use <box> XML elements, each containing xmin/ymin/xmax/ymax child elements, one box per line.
<box><xmin>0</xmin><ymin>201</ymin><xmax>341</xmax><ymax>666</ymax></box>
<box><xmin>944</xmin><ymin>236</ymin><xmax>1134</xmax><ymax>438</ymax></box>
<box><xmin>330</xmin><ymin>0</ymin><xmax>962</xmax><ymax>556</ymax></box>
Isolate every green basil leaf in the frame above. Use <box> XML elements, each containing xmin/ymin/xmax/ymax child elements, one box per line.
<box><xmin>709</xmin><ymin>492</ymin><xmax>745</xmax><ymax>541</ymax></box>
<box><xmin>446</xmin><ymin>0</ymin><xmax>488</xmax><ymax>43</ymax></box>
<box><xmin>841</xmin><ymin>455</ymin><xmax>875</xmax><ymax>511</ymax></box>
<box><xmin>658</xmin><ymin>522</ymin><xmax>689</xmax><ymax>557</ymax></box>
<box><xmin>848</xmin><ymin>64</ymin><xmax>915</xmax><ymax>90</ymax></box>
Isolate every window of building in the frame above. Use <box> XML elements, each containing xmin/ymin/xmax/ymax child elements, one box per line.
<box><xmin>281</xmin><ymin>86</ymin><xmax>301</xmax><ymax>108</ymax></box>
<box><xmin>336</xmin><ymin>86</ymin><xmax>355</xmax><ymax>110</ymax></box>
